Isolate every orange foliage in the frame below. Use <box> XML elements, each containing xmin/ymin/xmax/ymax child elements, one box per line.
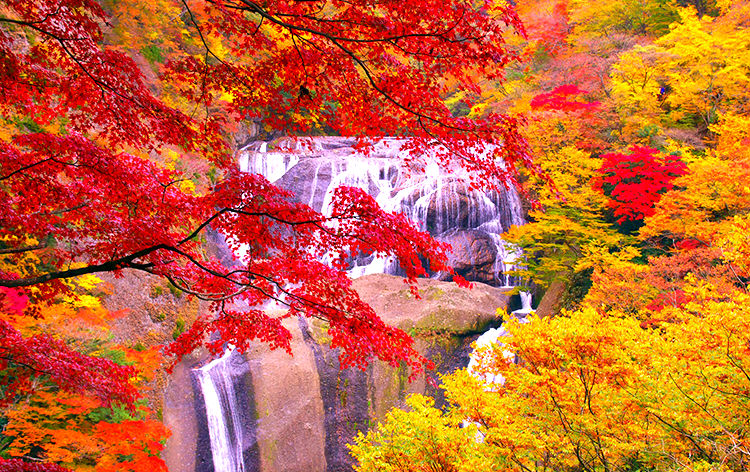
<box><xmin>4</xmin><ymin>391</ymin><xmax>170</xmax><ymax>471</ymax></box>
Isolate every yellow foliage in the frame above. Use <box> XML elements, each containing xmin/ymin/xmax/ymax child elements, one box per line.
<box><xmin>467</xmin><ymin>103</ymin><xmax>488</xmax><ymax>119</ymax></box>
<box><xmin>355</xmin><ymin>287</ymin><xmax>750</xmax><ymax>471</ymax></box>
<box><xmin>718</xmin><ymin>215</ymin><xmax>750</xmax><ymax>278</ymax></box>
<box><xmin>70</xmin><ymin>274</ymin><xmax>104</xmax><ymax>292</ymax></box>
<box><xmin>179</xmin><ymin>179</ymin><xmax>197</xmax><ymax>195</ymax></box>
<box><xmin>505</xmin><ymin>145</ymin><xmax>627</xmax><ymax>286</ymax></box>
<box><xmin>710</xmin><ymin>113</ymin><xmax>750</xmax><ymax>160</ymax></box>
<box><xmin>655</xmin><ymin>7</ymin><xmax>750</xmax><ymax>128</ymax></box>
<box><xmin>609</xmin><ymin>45</ymin><xmax>669</xmax><ymax>141</ymax></box>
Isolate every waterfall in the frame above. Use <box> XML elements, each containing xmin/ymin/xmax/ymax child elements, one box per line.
<box><xmin>518</xmin><ymin>291</ymin><xmax>533</xmax><ymax>314</ymax></box>
<box><xmin>237</xmin><ymin>137</ymin><xmax>527</xmax><ymax>286</ymax></box>
<box><xmin>238</xmin><ymin>141</ymin><xmax>299</xmax><ymax>183</ymax></box>
<box><xmin>196</xmin><ymin>349</ymin><xmax>246</xmax><ymax>472</ymax></box>
<box><xmin>466</xmin><ymin>327</ymin><xmax>511</xmax><ymax>384</ymax></box>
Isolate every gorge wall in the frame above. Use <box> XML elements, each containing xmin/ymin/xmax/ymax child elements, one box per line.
<box><xmin>162</xmin><ymin>274</ymin><xmax>510</xmax><ymax>472</ymax></box>
<box><xmin>158</xmin><ymin>137</ymin><xmax>526</xmax><ymax>471</ymax></box>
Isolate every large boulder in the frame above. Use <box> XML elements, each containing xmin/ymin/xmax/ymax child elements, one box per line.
<box><xmin>351</xmin><ymin>273</ymin><xmax>506</xmax><ymax>334</ymax></box>
<box><xmin>436</xmin><ymin>229</ymin><xmax>499</xmax><ymax>284</ymax></box>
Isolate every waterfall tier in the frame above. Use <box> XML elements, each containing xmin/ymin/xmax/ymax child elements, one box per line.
<box><xmin>237</xmin><ymin>137</ymin><xmax>525</xmax><ymax>286</ymax></box>
<box><xmin>467</xmin><ymin>291</ymin><xmax>534</xmax><ymax>385</ymax></box>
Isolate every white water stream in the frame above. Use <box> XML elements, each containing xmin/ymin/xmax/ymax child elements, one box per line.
<box><xmin>467</xmin><ymin>291</ymin><xmax>533</xmax><ymax>385</ymax></box>
<box><xmin>196</xmin><ymin>349</ymin><xmax>246</xmax><ymax>472</ymax></box>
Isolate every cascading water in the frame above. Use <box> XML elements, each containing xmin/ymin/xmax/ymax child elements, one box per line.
<box><xmin>196</xmin><ymin>349</ymin><xmax>246</xmax><ymax>472</ymax></box>
<box><xmin>467</xmin><ymin>291</ymin><xmax>534</xmax><ymax>385</ymax></box>
<box><xmin>237</xmin><ymin>137</ymin><xmax>527</xmax><ymax>286</ymax></box>
<box><xmin>237</xmin><ymin>141</ymin><xmax>299</xmax><ymax>183</ymax></box>
<box><xmin>238</xmin><ymin>135</ymin><xmax>534</xmax><ymax>389</ymax></box>
<box><xmin>518</xmin><ymin>291</ymin><xmax>533</xmax><ymax>314</ymax></box>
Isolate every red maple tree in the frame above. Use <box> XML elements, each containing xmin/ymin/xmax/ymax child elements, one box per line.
<box><xmin>597</xmin><ymin>146</ymin><xmax>688</xmax><ymax>224</ymax></box>
<box><xmin>0</xmin><ymin>0</ymin><xmax>533</xmax><ymax>445</ymax></box>
<box><xmin>530</xmin><ymin>84</ymin><xmax>601</xmax><ymax>113</ymax></box>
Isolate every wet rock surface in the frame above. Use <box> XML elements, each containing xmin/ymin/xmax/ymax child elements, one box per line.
<box><xmin>437</xmin><ymin>229</ymin><xmax>500</xmax><ymax>284</ymax></box>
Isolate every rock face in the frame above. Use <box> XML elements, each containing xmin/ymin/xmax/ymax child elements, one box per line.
<box><xmin>159</xmin><ymin>136</ymin><xmax>524</xmax><ymax>471</ymax></box>
<box><xmin>437</xmin><ymin>229</ymin><xmax>501</xmax><ymax>284</ymax></box>
<box><xmin>162</xmin><ymin>274</ymin><xmax>510</xmax><ymax>472</ymax></box>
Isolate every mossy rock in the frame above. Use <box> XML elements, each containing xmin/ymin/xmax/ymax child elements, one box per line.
<box><xmin>413</xmin><ymin>307</ymin><xmax>496</xmax><ymax>334</ymax></box>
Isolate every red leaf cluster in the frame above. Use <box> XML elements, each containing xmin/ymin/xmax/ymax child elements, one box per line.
<box><xmin>0</xmin><ymin>459</ymin><xmax>71</xmax><ymax>472</ymax></box>
<box><xmin>530</xmin><ymin>85</ymin><xmax>601</xmax><ymax>112</ymax></box>
<box><xmin>0</xmin><ymin>320</ymin><xmax>138</xmax><ymax>407</ymax></box>
<box><xmin>597</xmin><ymin>146</ymin><xmax>688</xmax><ymax>223</ymax></box>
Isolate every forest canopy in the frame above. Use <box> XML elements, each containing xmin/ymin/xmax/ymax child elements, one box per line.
<box><xmin>352</xmin><ymin>0</ymin><xmax>750</xmax><ymax>471</ymax></box>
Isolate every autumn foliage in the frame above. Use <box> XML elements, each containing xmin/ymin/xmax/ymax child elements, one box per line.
<box><xmin>597</xmin><ymin>146</ymin><xmax>688</xmax><ymax>223</ymax></box>
<box><xmin>529</xmin><ymin>85</ymin><xmax>601</xmax><ymax>113</ymax></box>
<box><xmin>0</xmin><ymin>0</ymin><xmax>537</xmax><ymax>469</ymax></box>
<box><xmin>352</xmin><ymin>1</ymin><xmax>750</xmax><ymax>472</ymax></box>
<box><xmin>4</xmin><ymin>0</ymin><xmax>750</xmax><ymax>470</ymax></box>
<box><xmin>0</xmin><ymin>0</ymin><xmax>530</xmax><ymax>376</ymax></box>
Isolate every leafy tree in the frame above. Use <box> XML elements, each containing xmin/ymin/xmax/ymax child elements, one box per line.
<box><xmin>503</xmin><ymin>87</ymin><xmax>624</xmax><ymax>289</ymax></box>
<box><xmin>352</xmin><ymin>285</ymin><xmax>750</xmax><ymax>472</ymax></box>
<box><xmin>654</xmin><ymin>5</ymin><xmax>750</xmax><ymax>133</ymax></box>
<box><xmin>608</xmin><ymin>45</ymin><xmax>670</xmax><ymax>142</ymax></box>
<box><xmin>504</xmin><ymin>145</ymin><xmax>623</xmax><ymax>289</ymax></box>
<box><xmin>597</xmin><ymin>146</ymin><xmax>688</xmax><ymax>224</ymax></box>
<box><xmin>349</xmin><ymin>395</ymin><xmax>492</xmax><ymax>472</ymax></box>
<box><xmin>607</xmin><ymin>2</ymin><xmax>750</xmax><ymax>140</ymax></box>
<box><xmin>0</xmin><ymin>258</ymin><xmax>168</xmax><ymax>470</ymax></box>
<box><xmin>568</xmin><ymin>0</ymin><xmax>681</xmax><ymax>37</ymax></box>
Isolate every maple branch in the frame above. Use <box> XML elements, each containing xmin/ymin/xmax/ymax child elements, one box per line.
<box><xmin>179</xmin><ymin>0</ymin><xmax>224</xmax><ymax>121</ymax></box>
<box><xmin>211</xmin><ymin>0</ymin><xmax>478</xmax><ymax>133</ymax></box>
<box><xmin>0</xmin><ymin>354</ymin><xmax>54</xmax><ymax>378</ymax></box>
<box><xmin>34</xmin><ymin>203</ymin><xmax>89</xmax><ymax>217</ymax></box>
<box><xmin>0</xmin><ymin>243</ymin><xmax>47</xmax><ymax>255</ymax></box>
<box><xmin>163</xmin><ymin>274</ymin><xmax>250</xmax><ymax>302</ymax></box>
<box><xmin>0</xmin><ymin>154</ymin><xmax>110</xmax><ymax>181</ymax></box>
<box><xmin>8</xmin><ymin>18</ymin><xmax>140</xmax><ymax>106</ymax></box>
<box><xmin>0</xmin><ymin>158</ymin><xmax>55</xmax><ymax>181</ymax></box>
<box><xmin>160</xmin><ymin>245</ymin><xmax>359</xmax><ymax>317</ymax></box>
<box><xmin>0</xmin><ymin>245</ymin><xmax>163</xmax><ymax>288</ymax></box>
<box><xmin>223</xmin><ymin>0</ymin><xmax>469</xmax><ymax>44</ymax></box>
<box><xmin>0</xmin><ymin>205</ymin><xmax>340</xmax><ymax>289</ymax></box>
